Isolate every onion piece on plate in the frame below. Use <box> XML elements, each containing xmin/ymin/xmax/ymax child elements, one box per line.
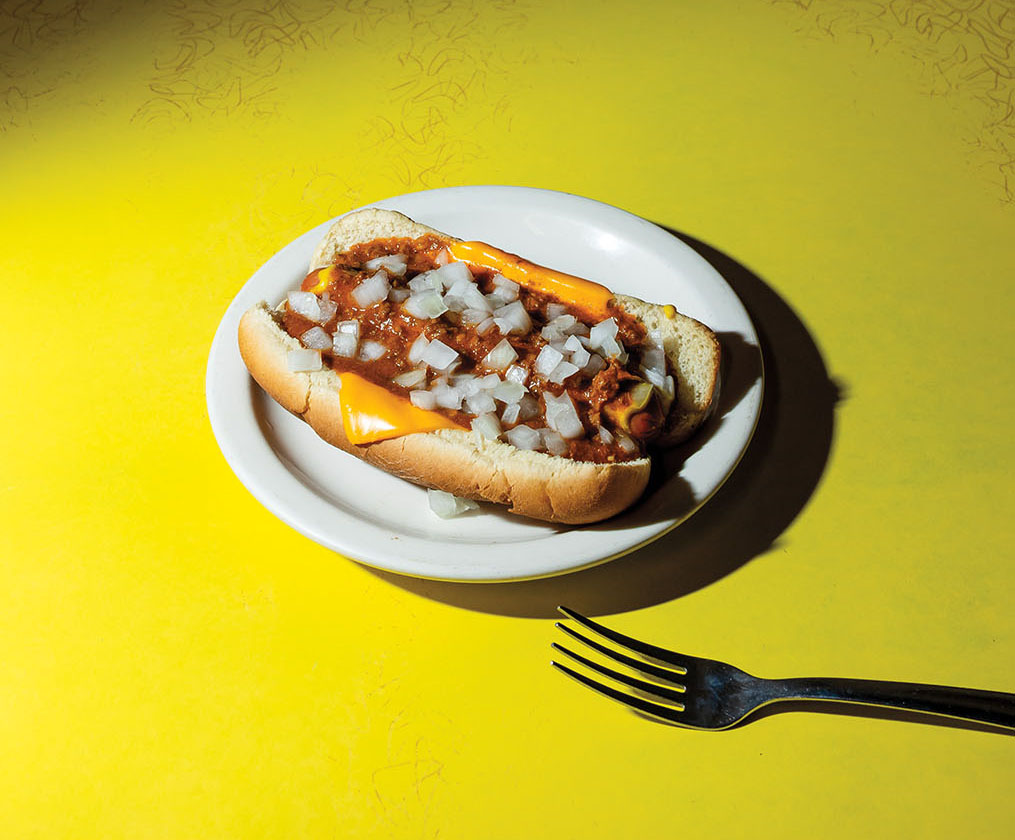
<box><xmin>428</xmin><ymin>489</ymin><xmax>479</xmax><ymax>519</ymax></box>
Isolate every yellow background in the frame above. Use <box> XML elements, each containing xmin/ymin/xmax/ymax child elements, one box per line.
<box><xmin>2</xmin><ymin>1</ymin><xmax>1013</xmax><ymax>836</ymax></box>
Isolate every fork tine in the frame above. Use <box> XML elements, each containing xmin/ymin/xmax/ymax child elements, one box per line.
<box><xmin>556</xmin><ymin>606</ymin><xmax>689</xmax><ymax>669</ymax></box>
<box><xmin>551</xmin><ymin>661</ymin><xmax>687</xmax><ymax>725</ymax></box>
<box><xmin>552</xmin><ymin>642</ymin><xmax>687</xmax><ymax>706</ymax></box>
<box><xmin>555</xmin><ymin>623</ymin><xmax>687</xmax><ymax>687</ymax></box>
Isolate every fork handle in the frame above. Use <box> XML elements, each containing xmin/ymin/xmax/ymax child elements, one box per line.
<box><xmin>767</xmin><ymin>677</ymin><xmax>1015</xmax><ymax>729</ymax></box>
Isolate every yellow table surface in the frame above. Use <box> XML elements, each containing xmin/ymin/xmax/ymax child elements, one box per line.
<box><xmin>3</xmin><ymin>1</ymin><xmax>1013</xmax><ymax>836</ymax></box>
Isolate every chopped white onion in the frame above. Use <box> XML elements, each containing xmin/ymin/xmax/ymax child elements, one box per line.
<box><xmin>351</xmin><ymin>272</ymin><xmax>390</xmax><ymax>308</ymax></box>
<box><xmin>421</xmin><ymin>339</ymin><xmax>459</xmax><ymax>371</ymax></box>
<box><xmin>393</xmin><ymin>368</ymin><xmax>427</xmax><ymax>389</ymax></box>
<box><xmin>364</xmin><ymin>254</ymin><xmax>408</xmax><ymax>276</ymax></box>
<box><xmin>540</xmin><ymin>324</ymin><xmax>566</xmax><ymax>343</ymax></box>
<box><xmin>410</xmin><ymin>389</ymin><xmax>437</xmax><ymax>410</ymax></box>
<box><xmin>617</xmin><ymin>433</ymin><xmax>638</xmax><ymax>453</ymax></box>
<box><xmin>534</xmin><ymin>345</ymin><xmax>564</xmax><ymax>377</ymax></box>
<box><xmin>539</xmin><ymin>427</ymin><xmax>568</xmax><ymax>456</ymax></box>
<box><xmin>517</xmin><ymin>394</ymin><xmax>541</xmax><ymax>421</ymax></box>
<box><xmin>453</xmin><ymin>374</ymin><xmax>479</xmax><ymax>396</ymax></box>
<box><xmin>641</xmin><ymin>331</ymin><xmax>668</xmax><ymax>388</ymax></box>
<box><xmin>465</xmin><ymin>391</ymin><xmax>497</xmax><ymax>415</ymax></box>
<box><xmin>443</xmin><ymin>276</ymin><xmax>477</xmax><ymax>313</ymax></box>
<box><xmin>442</xmin><ymin>293</ymin><xmax>467</xmax><ymax>313</ymax></box>
<box><xmin>487</xmin><ymin>290</ymin><xmax>517</xmax><ymax>307</ymax></box>
<box><xmin>332</xmin><ymin>332</ymin><xmax>358</xmax><ymax>358</ymax></box>
<box><xmin>336</xmin><ymin>320</ymin><xmax>359</xmax><ymax>337</ymax></box>
<box><xmin>563</xmin><ymin>334</ymin><xmax>585</xmax><ymax>354</ymax></box>
<box><xmin>564</xmin><ymin>334</ymin><xmax>591</xmax><ymax>368</ymax></box>
<box><xmin>492</xmin><ymin>300</ymin><xmax>532</xmax><ymax>335</ymax></box>
<box><xmin>505</xmin><ymin>364</ymin><xmax>528</xmax><ymax>385</ymax></box>
<box><xmin>476</xmin><ymin>316</ymin><xmax>496</xmax><ymax>336</ymax></box>
<box><xmin>661</xmin><ymin>375</ymin><xmax>676</xmax><ymax>402</ymax></box>
<box><xmin>543</xmin><ymin>391</ymin><xmax>585</xmax><ymax>439</ymax></box>
<box><xmin>500</xmin><ymin>402</ymin><xmax>522</xmax><ymax>425</ymax></box>
<box><xmin>642</xmin><ymin>366</ymin><xmax>667</xmax><ymax>388</ymax></box>
<box><xmin>642</xmin><ymin>333</ymin><xmax>667</xmax><ymax>371</ymax></box>
<box><xmin>431</xmin><ymin>382</ymin><xmax>463</xmax><ymax>410</ymax></box>
<box><xmin>428</xmin><ymin>488</ymin><xmax>478</xmax><ymax>519</ymax></box>
<box><xmin>463</xmin><ymin>284</ymin><xmax>492</xmax><ymax>312</ymax></box>
<box><xmin>506</xmin><ymin>424</ymin><xmax>541</xmax><ymax>451</ymax></box>
<box><xmin>359</xmin><ymin>340</ymin><xmax>388</xmax><ymax>361</ymax></box>
<box><xmin>589</xmin><ymin>320</ymin><xmax>624</xmax><ymax>359</ymax></box>
<box><xmin>461</xmin><ymin>308</ymin><xmax>490</xmax><ymax>325</ymax></box>
<box><xmin>597</xmin><ymin>425</ymin><xmax>615</xmax><ymax>444</ymax></box>
<box><xmin>582</xmin><ymin>353</ymin><xmax>606</xmax><ymax>376</ymax></box>
<box><xmin>286</xmin><ymin>348</ymin><xmax>322</xmax><ymax>371</ymax></box>
<box><xmin>407</xmin><ymin>334</ymin><xmax>429</xmax><ymax>365</ymax></box>
<box><xmin>492</xmin><ymin>379</ymin><xmax>526</xmax><ymax>404</ymax></box>
<box><xmin>409</xmin><ymin>272</ymin><xmax>438</xmax><ymax>293</ymax></box>
<box><xmin>300</xmin><ymin>326</ymin><xmax>332</xmax><ymax>350</ymax></box>
<box><xmin>435</xmin><ymin>249</ymin><xmax>452</xmax><ymax>266</ymax></box>
<box><xmin>454</xmin><ymin>375</ymin><xmax>482</xmax><ymax>398</ymax></box>
<box><xmin>404</xmin><ymin>290</ymin><xmax>448</xmax><ymax>320</ymax></box>
<box><xmin>548</xmin><ymin>360</ymin><xmax>579</xmax><ymax>384</ymax></box>
<box><xmin>288</xmin><ymin>290</ymin><xmax>321</xmax><ymax>321</ymax></box>
<box><xmin>444</xmin><ymin>275</ymin><xmax>471</xmax><ymax>299</ymax></box>
<box><xmin>549</xmin><ymin>314</ymin><xmax>577</xmax><ymax>333</ymax></box>
<box><xmin>600</xmin><ymin>336</ymin><xmax>625</xmax><ymax>359</ymax></box>
<box><xmin>388</xmin><ymin>287</ymin><xmax>410</xmax><ymax>304</ymax></box>
<box><xmin>485</xmin><ymin>291</ymin><xmax>512</xmax><ymax>308</ymax></box>
<box><xmin>316</xmin><ymin>293</ymin><xmax>338</xmax><ymax>324</ymax></box>
<box><xmin>471</xmin><ymin>412</ymin><xmax>502</xmax><ymax>442</ymax></box>
<box><xmin>589</xmin><ymin>318</ymin><xmax>619</xmax><ymax>346</ymax></box>
<box><xmin>431</xmin><ymin>260</ymin><xmax>472</xmax><ymax>290</ymax></box>
<box><xmin>545</xmin><ymin>302</ymin><xmax>567</xmax><ymax>320</ymax></box>
<box><xmin>481</xmin><ymin>338</ymin><xmax>518</xmax><ymax>371</ymax></box>
<box><xmin>428</xmin><ymin>261</ymin><xmax>475</xmax><ymax>296</ymax></box>
<box><xmin>477</xmin><ymin>373</ymin><xmax>501</xmax><ymax>390</ymax></box>
<box><xmin>492</xmin><ymin>273</ymin><xmax>520</xmax><ymax>296</ymax></box>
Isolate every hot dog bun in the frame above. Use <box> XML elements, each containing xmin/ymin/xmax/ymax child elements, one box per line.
<box><xmin>238</xmin><ymin>209</ymin><xmax>720</xmax><ymax>523</ymax></box>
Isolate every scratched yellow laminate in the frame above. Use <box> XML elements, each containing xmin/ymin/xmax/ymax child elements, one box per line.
<box><xmin>1</xmin><ymin>1</ymin><xmax>1012</xmax><ymax>837</ymax></box>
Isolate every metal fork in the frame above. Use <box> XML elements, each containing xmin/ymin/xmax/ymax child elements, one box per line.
<box><xmin>551</xmin><ymin>607</ymin><xmax>1015</xmax><ymax>730</ymax></box>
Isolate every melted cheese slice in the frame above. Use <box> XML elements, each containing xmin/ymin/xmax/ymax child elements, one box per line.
<box><xmin>449</xmin><ymin>241</ymin><xmax>613</xmax><ymax>320</ymax></box>
<box><xmin>305</xmin><ymin>265</ymin><xmax>337</xmax><ymax>294</ymax></box>
<box><xmin>339</xmin><ymin>372</ymin><xmax>463</xmax><ymax>444</ymax></box>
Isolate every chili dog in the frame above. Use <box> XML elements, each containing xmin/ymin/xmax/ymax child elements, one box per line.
<box><xmin>238</xmin><ymin>208</ymin><xmax>720</xmax><ymax>523</ymax></box>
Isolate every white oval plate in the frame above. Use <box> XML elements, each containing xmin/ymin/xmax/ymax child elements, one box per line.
<box><xmin>207</xmin><ymin>186</ymin><xmax>762</xmax><ymax>581</ymax></box>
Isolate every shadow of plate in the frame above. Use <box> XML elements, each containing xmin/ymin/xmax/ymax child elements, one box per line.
<box><xmin>366</xmin><ymin>227</ymin><xmax>843</xmax><ymax>616</ymax></box>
